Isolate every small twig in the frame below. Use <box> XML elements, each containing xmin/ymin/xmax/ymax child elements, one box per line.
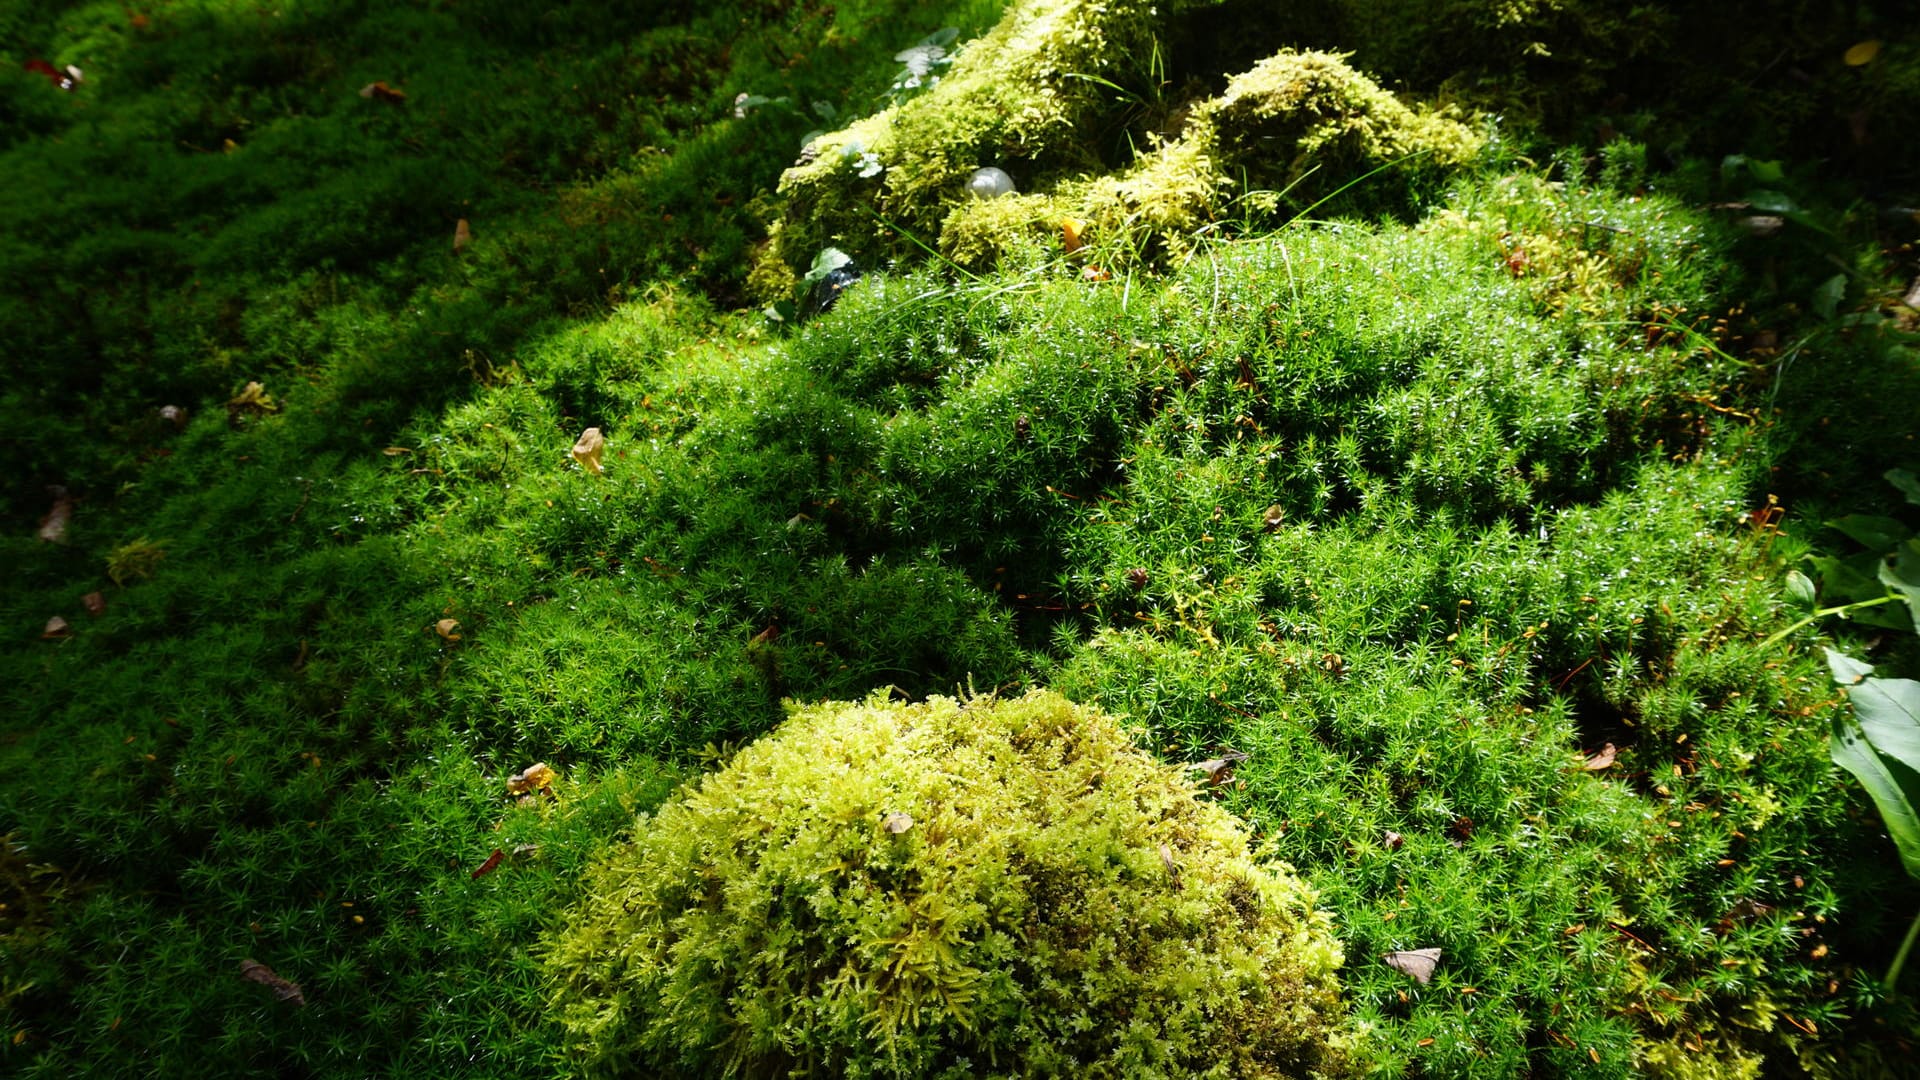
<box><xmin>287</xmin><ymin>479</ymin><xmax>313</xmax><ymax>523</ymax></box>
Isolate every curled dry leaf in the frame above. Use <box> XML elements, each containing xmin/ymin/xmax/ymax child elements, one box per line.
<box><xmin>159</xmin><ymin>404</ymin><xmax>187</xmax><ymax>428</ymax></box>
<box><xmin>1126</xmin><ymin>567</ymin><xmax>1149</xmax><ymax>590</ymax></box>
<box><xmin>434</xmin><ymin>618</ymin><xmax>461</xmax><ymax>642</ymax></box>
<box><xmin>507</xmin><ymin>762</ymin><xmax>555</xmax><ymax>795</ymax></box>
<box><xmin>1261</xmin><ymin>504</ymin><xmax>1285</xmax><ymax>533</ymax></box>
<box><xmin>748</xmin><ymin>624</ymin><xmax>779</xmax><ymax>648</ymax></box>
<box><xmin>37</xmin><ymin>487</ymin><xmax>72</xmax><ymax>544</ymax></box>
<box><xmin>1158</xmin><ymin>842</ymin><xmax>1181</xmax><ymax>887</ymax></box>
<box><xmin>1384</xmin><ymin>830</ymin><xmax>1404</xmax><ymax>851</ymax></box>
<box><xmin>1186</xmin><ymin>750</ymin><xmax>1249</xmax><ymax>786</ymax></box>
<box><xmin>453</xmin><ymin>218</ymin><xmax>471</xmax><ymax>254</ymax></box>
<box><xmin>81</xmin><ymin>592</ymin><xmax>106</xmax><ymax>617</ymax></box>
<box><xmin>226</xmin><ymin>381</ymin><xmax>277</xmax><ymax>417</ymax></box>
<box><xmin>1844</xmin><ymin>40</ymin><xmax>1882</xmax><ymax>66</ymax></box>
<box><xmin>882</xmin><ymin>812</ymin><xmax>913</xmax><ymax>834</ymax></box>
<box><xmin>239</xmin><ymin>959</ymin><xmax>306</xmax><ymax>1005</ymax></box>
<box><xmin>358</xmin><ymin>80</ymin><xmax>406</xmax><ymax>102</ymax></box>
<box><xmin>571</xmin><ymin>428</ymin><xmax>606</xmax><ymax>475</ymax></box>
<box><xmin>470</xmin><ymin>848</ymin><xmax>504</xmax><ymax>879</ymax></box>
<box><xmin>41</xmin><ymin>616</ymin><xmax>72</xmax><ymax>640</ymax></box>
<box><xmin>1061</xmin><ymin>217</ymin><xmax>1087</xmax><ymax>254</ymax></box>
<box><xmin>1584</xmin><ymin>743</ymin><xmax>1617</xmax><ymax>771</ymax></box>
<box><xmin>382</xmin><ymin>446</ymin><xmax>412</xmax><ymax>456</ymax></box>
<box><xmin>1383</xmin><ymin>947</ymin><xmax>1442</xmax><ymax>984</ymax></box>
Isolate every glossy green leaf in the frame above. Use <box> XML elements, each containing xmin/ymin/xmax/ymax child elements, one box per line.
<box><xmin>1786</xmin><ymin>569</ymin><xmax>1817</xmax><ymax>611</ymax></box>
<box><xmin>1828</xmin><ymin>514</ymin><xmax>1913</xmax><ymax>553</ymax></box>
<box><xmin>1889</xmin><ymin>468</ymin><xmax>1920</xmax><ymax>508</ymax></box>
<box><xmin>1827</xmin><ymin>649</ymin><xmax>1920</xmax><ymax>881</ymax></box>
<box><xmin>1880</xmin><ymin>539</ymin><xmax>1920</xmax><ymax>634</ymax></box>
<box><xmin>1812</xmin><ymin>273</ymin><xmax>1847</xmax><ymax>320</ymax></box>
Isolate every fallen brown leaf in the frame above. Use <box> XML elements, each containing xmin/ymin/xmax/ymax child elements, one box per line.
<box><xmin>883</xmin><ymin>812</ymin><xmax>913</xmax><ymax>834</ymax></box>
<box><xmin>507</xmin><ymin>762</ymin><xmax>555</xmax><ymax>795</ymax></box>
<box><xmin>37</xmin><ymin>487</ymin><xmax>72</xmax><ymax>544</ymax></box>
<box><xmin>1383</xmin><ymin>947</ymin><xmax>1441</xmax><ymax>984</ymax></box>
<box><xmin>41</xmin><ymin>616</ymin><xmax>72</xmax><ymax>640</ymax></box>
<box><xmin>571</xmin><ymin>428</ymin><xmax>606</xmax><ymax>475</ymax></box>
<box><xmin>1261</xmin><ymin>503</ymin><xmax>1285</xmax><ymax>533</ymax></box>
<box><xmin>1584</xmin><ymin>743</ymin><xmax>1617</xmax><ymax>770</ymax></box>
<box><xmin>434</xmin><ymin>618</ymin><xmax>461</xmax><ymax>642</ymax></box>
<box><xmin>1186</xmin><ymin>750</ymin><xmax>1249</xmax><ymax>786</ymax></box>
<box><xmin>81</xmin><ymin>592</ymin><xmax>106</xmax><ymax>617</ymax></box>
<box><xmin>358</xmin><ymin>80</ymin><xmax>406</xmax><ymax>103</ymax></box>
<box><xmin>453</xmin><ymin>218</ymin><xmax>472</xmax><ymax>254</ymax></box>
<box><xmin>239</xmin><ymin>959</ymin><xmax>306</xmax><ymax>1005</ymax></box>
<box><xmin>226</xmin><ymin>381</ymin><xmax>277</xmax><ymax>418</ymax></box>
<box><xmin>1061</xmin><ymin>217</ymin><xmax>1087</xmax><ymax>254</ymax></box>
<box><xmin>471</xmin><ymin>848</ymin><xmax>504</xmax><ymax>879</ymax></box>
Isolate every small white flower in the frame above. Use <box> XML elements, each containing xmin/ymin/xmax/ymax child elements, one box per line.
<box><xmin>857</xmin><ymin>152</ymin><xmax>884</xmax><ymax>179</ymax></box>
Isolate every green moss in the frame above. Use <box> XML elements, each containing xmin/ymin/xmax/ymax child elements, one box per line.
<box><xmin>768</xmin><ymin>1</ymin><xmax>1482</xmax><ymax>279</ymax></box>
<box><xmin>546</xmin><ymin>690</ymin><xmax>1357</xmax><ymax>1078</ymax></box>
<box><xmin>771</xmin><ymin>0</ymin><xmax>1161</xmax><ymax>273</ymax></box>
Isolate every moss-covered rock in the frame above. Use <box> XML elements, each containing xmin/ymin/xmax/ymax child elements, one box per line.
<box><xmin>762</xmin><ymin>0</ymin><xmax>1482</xmax><ymax>284</ymax></box>
<box><xmin>546</xmin><ymin>690</ymin><xmax>1357</xmax><ymax>1078</ymax></box>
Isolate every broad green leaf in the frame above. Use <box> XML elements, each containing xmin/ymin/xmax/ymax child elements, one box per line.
<box><xmin>806</xmin><ymin>246</ymin><xmax>853</xmax><ymax>284</ymax></box>
<box><xmin>1889</xmin><ymin>468</ymin><xmax>1920</xmax><ymax>508</ymax></box>
<box><xmin>1811</xmin><ymin>552</ymin><xmax>1890</xmax><ymax>609</ymax></box>
<box><xmin>1785</xmin><ymin>569</ymin><xmax>1817</xmax><ymax>611</ymax></box>
<box><xmin>1828</xmin><ymin>514</ymin><xmax>1912</xmax><ymax>553</ymax></box>
<box><xmin>1879</xmin><ymin>539</ymin><xmax>1920</xmax><ymax>634</ymax></box>
<box><xmin>1747</xmin><ymin>189</ymin><xmax>1799</xmax><ymax>214</ymax></box>
<box><xmin>1828</xmin><ymin>650</ymin><xmax>1920</xmax><ymax>880</ymax></box>
<box><xmin>1812</xmin><ymin>273</ymin><xmax>1847</xmax><ymax>320</ymax></box>
<box><xmin>1827</xmin><ymin>648</ymin><xmax>1873</xmax><ymax>686</ymax></box>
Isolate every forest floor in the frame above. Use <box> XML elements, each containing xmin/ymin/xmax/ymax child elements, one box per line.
<box><xmin>2</xmin><ymin>2</ymin><xmax>1918</xmax><ymax>1077</ymax></box>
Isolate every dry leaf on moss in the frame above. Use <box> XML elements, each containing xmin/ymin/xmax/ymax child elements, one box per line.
<box><xmin>453</xmin><ymin>218</ymin><xmax>471</xmax><ymax>254</ymax></box>
<box><xmin>358</xmin><ymin>80</ymin><xmax>406</xmax><ymax>102</ymax></box>
<box><xmin>81</xmin><ymin>592</ymin><xmax>106</xmax><ymax>617</ymax></box>
<box><xmin>1844</xmin><ymin>40</ymin><xmax>1882</xmax><ymax>66</ymax></box>
<box><xmin>239</xmin><ymin>959</ymin><xmax>306</xmax><ymax>1005</ymax></box>
<box><xmin>571</xmin><ymin>428</ymin><xmax>606</xmax><ymax>474</ymax></box>
<box><xmin>883</xmin><ymin>812</ymin><xmax>913</xmax><ymax>834</ymax></box>
<box><xmin>507</xmin><ymin>762</ymin><xmax>554</xmax><ymax>795</ymax></box>
<box><xmin>41</xmin><ymin>616</ymin><xmax>72</xmax><ymax>640</ymax></box>
<box><xmin>226</xmin><ymin>381</ymin><xmax>277</xmax><ymax>418</ymax></box>
<box><xmin>1187</xmin><ymin>750</ymin><xmax>1248</xmax><ymax>784</ymax></box>
<box><xmin>37</xmin><ymin>488</ymin><xmax>72</xmax><ymax>544</ymax></box>
<box><xmin>1584</xmin><ymin>743</ymin><xmax>1617</xmax><ymax>770</ymax></box>
<box><xmin>471</xmin><ymin>848</ymin><xmax>504</xmax><ymax>879</ymax></box>
<box><xmin>434</xmin><ymin>618</ymin><xmax>461</xmax><ymax>642</ymax></box>
<box><xmin>1061</xmin><ymin>217</ymin><xmax>1087</xmax><ymax>254</ymax></box>
<box><xmin>1383</xmin><ymin>948</ymin><xmax>1441</xmax><ymax>984</ymax></box>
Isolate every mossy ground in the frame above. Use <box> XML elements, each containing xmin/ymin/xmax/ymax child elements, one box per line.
<box><xmin>3</xmin><ymin>1</ymin><xmax>1919</xmax><ymax>1077</ymax></box>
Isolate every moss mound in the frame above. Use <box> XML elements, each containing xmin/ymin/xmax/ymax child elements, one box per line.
<box><xmin>765</xmin><ymin>0</ymin><xmax>1482</xmax><ymax>280</ymax></box>
<box><xmin>546</xmin><ymin>690</ymin><xmax>1356</xmax><ymax>1078</ymax></box>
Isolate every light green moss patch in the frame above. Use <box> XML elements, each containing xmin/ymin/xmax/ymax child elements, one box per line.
<box><xmin>769</xmin><ymin>0</ymin><xmax>1484</xmax><ymax>279</ymax></box>
<box><xmin>546</xmin><ymin>690</ymin><xmax>1357</xmax><ymax>1078</ymax></box>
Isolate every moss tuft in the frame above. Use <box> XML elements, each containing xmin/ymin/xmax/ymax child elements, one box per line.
<box><xmin>766</xmin><ymin>1</ymin><xmax>1482</xmax><ymax>281</ymax></box>
<box><xmin>546</xmin><ymin>690</ymin><xmax>1357</xmax><ymax>1078</ymax></box>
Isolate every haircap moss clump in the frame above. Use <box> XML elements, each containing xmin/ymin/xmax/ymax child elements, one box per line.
<box><xmin>546</xmin><ymin>690</ymin><xmax>1357</xmax><ymax>1078</ymax></box>
<box><xmin>762</xmin><ymin>0</ymin><xmax>1482</xmax><ymax>281</ymax></box>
